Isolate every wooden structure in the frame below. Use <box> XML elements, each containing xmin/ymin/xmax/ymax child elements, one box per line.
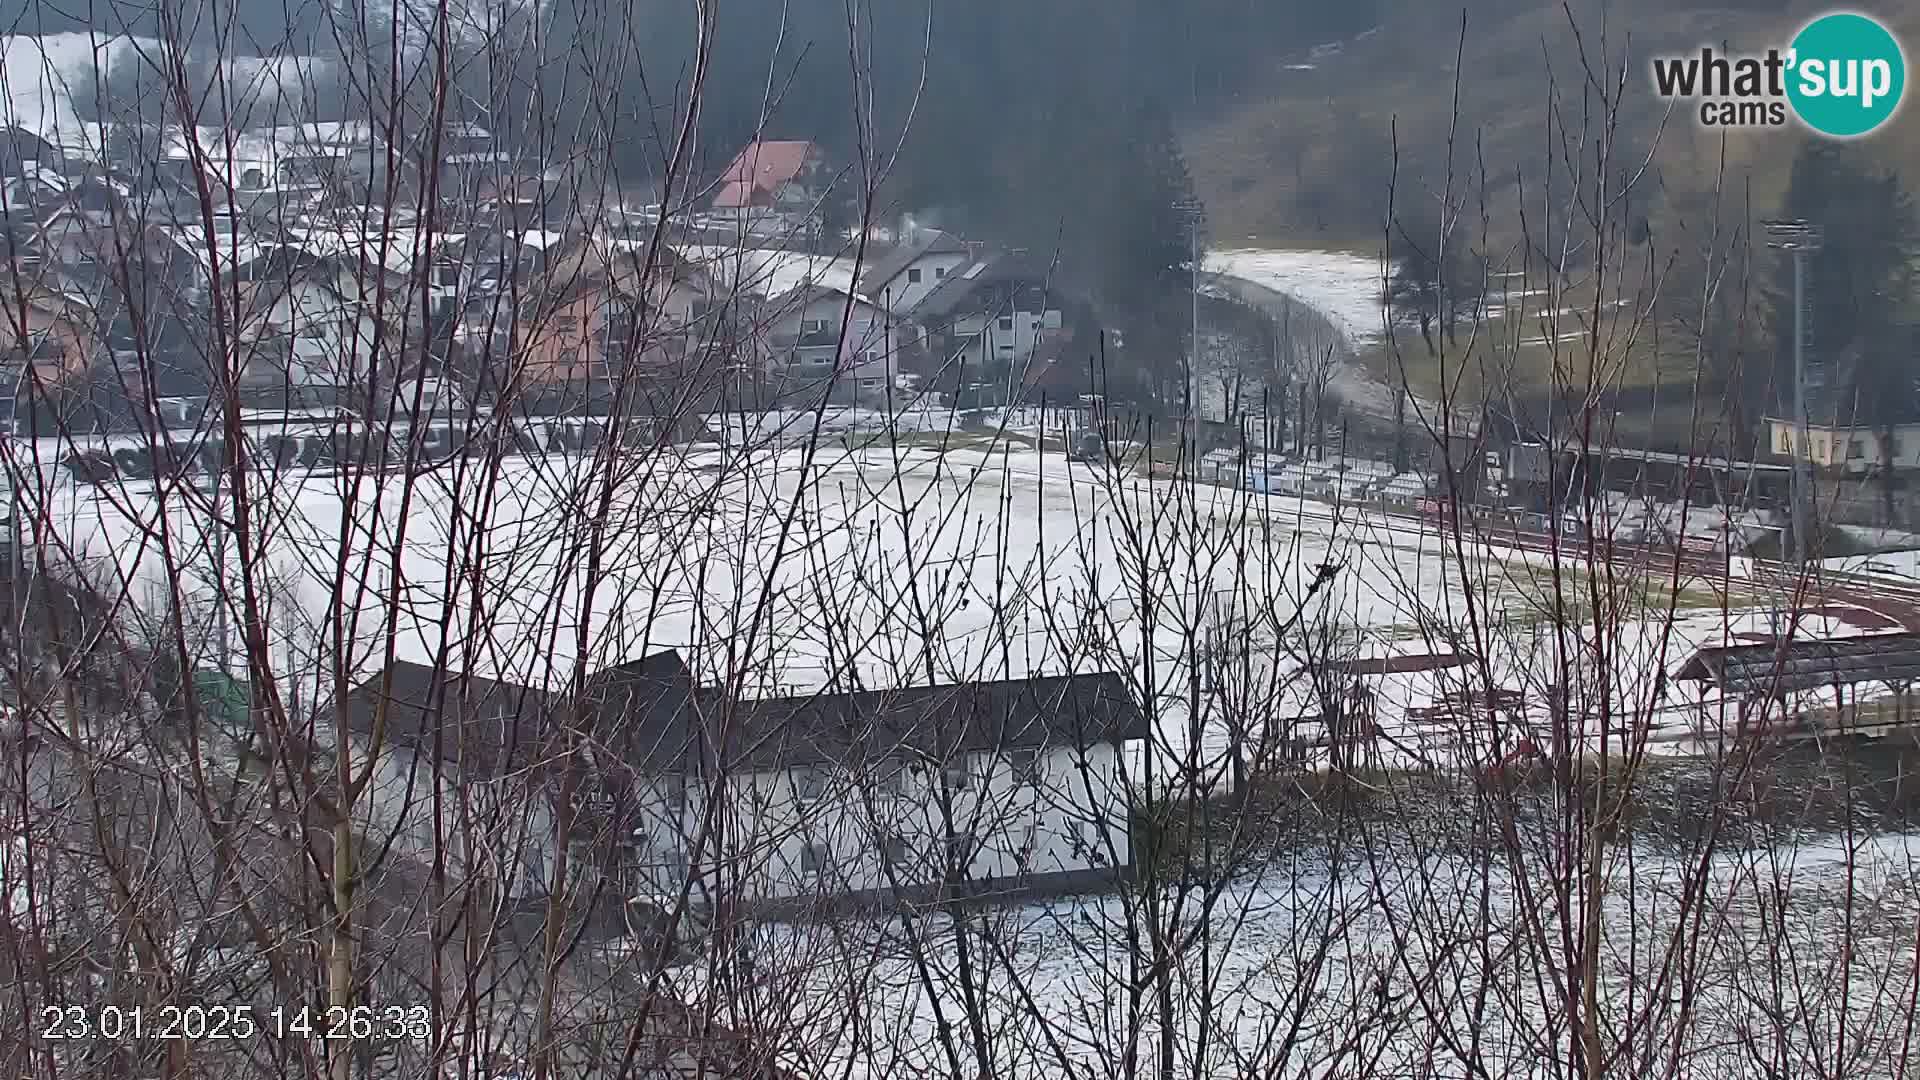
<box><xmin>1674</xmin><ymin>632</ymin><xmax>1920</xmax><ymax>742</ymax></box>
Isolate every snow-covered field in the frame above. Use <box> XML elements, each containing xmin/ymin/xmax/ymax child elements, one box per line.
<box><xmin>1824</xmin><ymin>548</ymin><xmax>1920</xmax><ymax>584</ymax></box>
<box><xmin>1206</xmin><ymin>248</ymin><xmax>1388</xmax><ymax>347</ymax></box>
<box><xmin>28</xmin><ymin>438</ymin><xmax>1835</xmax><ymax>772</ymax></box>
<box><xmin>680</xmin><ymin>828</ymin><xmax>1920</xmax><ymax>1079</ymax></box>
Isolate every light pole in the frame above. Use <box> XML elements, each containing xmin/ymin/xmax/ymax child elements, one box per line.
<box><xmin>1764</xmin><ymin>219</ymin><xmax>1822</xmax><ymax>566</ymax></box>
<box><xmin>1173</xmin><ymin>198</ymin><xmax>1205</xmax><ymax>435</ymax></box>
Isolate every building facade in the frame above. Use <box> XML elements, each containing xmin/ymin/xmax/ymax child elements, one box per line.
<box><xmin>763</xmin><ymin>284</ymin><xmax>895</xmax><ymax>403</ymax></box>
<box><xmin>349</xmin><ymin>656</ymin><xmax>1145</xmax><ymax>932</ymax></box>
<box><xmin>1768</xmin><ymin>416</ymin><xmax>1920</xmax><ymax>473</ymax></box>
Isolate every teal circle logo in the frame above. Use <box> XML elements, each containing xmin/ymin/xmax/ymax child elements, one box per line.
<box><xmin>1787</xmin><ymin>12</ymin><xmax>1906</xmax><ymax>137</ymax></box>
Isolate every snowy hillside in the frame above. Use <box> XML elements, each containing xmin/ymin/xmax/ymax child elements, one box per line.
<box><xmin>1206</xmin><ymin>248</ymin><xmax>1388</xmax><ymax>347</ymax></box>
<box><xmin>0</xmin><ymin>32</ymin><xmax>339</xmax><ymax>149</ymax></box>
<box><xmin>0</xmin><ymin>33</ymin><xmax>143</xmax><ymax>140</ymax></box>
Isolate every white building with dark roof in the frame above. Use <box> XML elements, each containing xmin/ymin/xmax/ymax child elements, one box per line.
<box><xmin>348</xmin><ymin>653</ymin><xmax>1146</xmax><ymax>925</ymax></box>
<box><xmin>855</xmin><ymin>224</ymin><xmax>972</xmax><ymax>314</ymax></box>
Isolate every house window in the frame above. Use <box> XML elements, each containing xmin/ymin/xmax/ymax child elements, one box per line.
<box><xmin>870</xmin><ymin>759</ymin><xmax>904</xmax><ymax>795</ymax></box>
<box><xmin>564</xmin><ymin>840</ymin><xmax>602</xmax><ymax>894</ymax></box>
<box><xmin>661</xmin><ymin>845</ymin><xmax>690</xmax><ymax>876</ymax></box>
<box><xmin>907</xmin><ymin>268</ymin><xmax>922</xmax><ymax>284</ymax></box>
<box><xmin>794</xmin><ymin>767</ymin><xmax>828</xmax><ymax>804</ymax></box>
<box><xmin>944</xmin><ymin>832</ymin><xmax>974</xmax><ymax>872</ymax></box>
<box><xmin>240</xmin><ymin>167</ymin><xmax>265</xmax><ymax>191</ymax></box>
<box><xmin>554</xmin><ymin>315</ymin><xmax>579</xmax><ymax>335</ymax></box>
<box><xmin>26</xmin><ymin>336</ymin><xmax>64</xmax><ymax>363</ymax></box>
<box><xmin>998</xmin><ymin>316</ymin><xmax>1014</xmax><ymax>332</ymax></box>
<box><xmin>799</xmin><ymin>842</ymin><xmax>830</xmax><ymax>877</ymax></box>
<box><xmin>935</xmin><ymin>266</ymin><xmax>947</xmax><ymax>279</ymax></box>
<box><xmin>1849</xmin><ymin>440</ymin><xmax>1865</xmax><ymax>460</ymax></box>
<box><xmin>603</xmin><ymin>308</ymin><xmax>637</xmax><ymax>354</ymax></box>
<box><xmin>1893</xmin><ymin>436</ymin><xmax>1905</xmax><ymax>457</ymax></box>
<box><xmin>1068</xmin><ymin>820</ymin><xmax>1110</xmax><ymax>866</ymax></box>
<box><xmin>801</xmin><ymin>318</ymin><xmax>829</xmax><ymax>335</ymax></box>
<box><xmin>878</xmin><ymin>833</ymin><xmax>908</xmax><ymax>867</ymax></box>
<box><xmin>654</xmin><ymin>779</ymin><xmax>688</xmax><ymax>817</ymax></box>
<box><xmin>1011</xmin><ymin>747</ymin><xmax>1040</xmax><ymax>786</ymax></box>
<box><xmin>942</xmin><ymin>756</ymin><xmax>972</xmax><ymax>792</ymax></box>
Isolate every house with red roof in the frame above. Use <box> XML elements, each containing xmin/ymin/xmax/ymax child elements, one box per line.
<box><xmin>709</xmin><ymin>141</ymin><xmax>828</xmax><ymax>237</ymax></box>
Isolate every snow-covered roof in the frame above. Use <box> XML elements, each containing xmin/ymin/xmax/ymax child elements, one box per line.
<box><xmin>678</xmin><ymin>243</ymin><xmax>858</xmax><ymax>298</ymax></box>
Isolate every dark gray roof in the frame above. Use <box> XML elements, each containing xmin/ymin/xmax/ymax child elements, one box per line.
<box><xmin>711</xmin><ymin>670</ymin><xmax>1147</xmax><ymax>770</ymax></box>
<box><xmin>905</xmin><ymin>250</ymin><xmax>1064</xmax><ymax>322</ymax></box>
<box><xmin>345</xmin><ymin>651</ymin><xmax>694</xmax><ymax>771</ymax></box>
<box><xmin>347</xmin><ymin>656</ymin><xmax>1145</xmax><ymax>775</ymax></box>
<box><xmin>854</xmin><ymin>228</ymin><xmax>969</xmax><ymax>295</ymax></box>
<box><xmin>1673</xmin><ymin>632</ymin><xmax>1920</xmax><ymax>694</ymax></box>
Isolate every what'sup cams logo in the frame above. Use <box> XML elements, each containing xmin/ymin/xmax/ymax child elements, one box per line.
<box><xmin>1651</xmin><ymin>11</ymin><xmax>1906</xmax><ymax>137</ymax></box>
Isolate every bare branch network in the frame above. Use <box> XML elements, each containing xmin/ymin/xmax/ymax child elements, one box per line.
<box><xmin>0</xmin><ymin>3</ymin><xmax>1917</xmax><ymax>1079</ymax></box>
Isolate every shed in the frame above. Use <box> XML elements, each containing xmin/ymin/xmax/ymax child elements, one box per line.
<box><xmin>1673</xmin><ymin>632</ymin><xmax>1920</xmax><ymax>696</ymax></box>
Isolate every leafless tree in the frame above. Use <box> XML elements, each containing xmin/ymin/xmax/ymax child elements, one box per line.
<box><xmin>2</xmin><ymin>3</ymin><xmax>1918</xmax><ymax>1080</ymax></box>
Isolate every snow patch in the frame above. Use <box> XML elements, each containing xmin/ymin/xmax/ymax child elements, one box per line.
<box><xmin>678</xmin><ymin>244</ymin><xmax>861</xmax><ymax>299</ymax></box>
<box><xmin>1205</xmin><ymin>248</ymin><xmax>1387</xmax><ymax>347</ymax></box>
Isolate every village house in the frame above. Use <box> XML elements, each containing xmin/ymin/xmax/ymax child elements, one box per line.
<box><xmin>855</xmin><ymin>224</ymin><xmax>973</xmax><ymax>314</ymax></box>
<box><xmin>709</xmin><ymin>141</ymin><xmax>829</xmax><ymax>238</ymax></box>
<box><xmin>506</xmin><ymin>239</ymin><xmax>718</xmax><ymax>400</ymax></box>
<box><xmin>901</xmin><ymin>251</ymin><xmax>1099</xmax><ymax>405</ymax></box>
<box><xmin>230</xmin><ymin>249</ymin><xmax>418</xmax><ymax>407</ymax></box>
<box><xmin>347</xmin><ymin>652</ymin><xmax>1145</xmax><ymax>930</ymax></box>
<box><xmin>0</xmin><ymin>284</ymin><xmax>101</xmax><ymax>389</ymax></box>
<box><xmin>762</xmin><ymin>283</ymin><xmax>895</xmax><ymax>404</ymax></box>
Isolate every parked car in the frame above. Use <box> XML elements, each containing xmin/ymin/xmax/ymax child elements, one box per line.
<box><xmin>1067</xmin><ymin>428</ymin><xmax>1106</xmax><ymax>463</ymax></box>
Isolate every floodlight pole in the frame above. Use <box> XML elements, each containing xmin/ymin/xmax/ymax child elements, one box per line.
<box><xmin>1174</xmin><ymin>198</ymin><xmax>1205</xmax><ymax>444</ymax></box>
<box><xmin>1765</xmin><ymin>220</ymin><xmax>1822</xmax><ymax>567</ymax></box>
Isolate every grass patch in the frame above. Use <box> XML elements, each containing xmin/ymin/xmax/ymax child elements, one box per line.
<box><xmin>1356</xmin><ymin>296</ymin><xmax>1684</xmax><ymax>405</ymax></box>
<box><xmin>1490</xmin><ymin>559</ymin><xmax>1734</xmax><ymax>626</ymax></box>
<box><xmin>842</xmin><ymin>428</ymin><xmax>1035</xmax><ymax>453</ymax></box>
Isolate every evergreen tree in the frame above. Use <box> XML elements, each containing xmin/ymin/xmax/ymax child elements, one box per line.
<box><xmin>1094</xmin><ymin>99</ymin><xmax>1203</xmax><ymax>406</ymax></box>
<box><xmin>1769</xmin><ymin>141</ymin><xmax>1917</xmax><ymax>516</ymax></box>
<box><xmin>1388</xmin><ymin>205</ymin><xmax>1485</xmax><ymax>349</ymax></box>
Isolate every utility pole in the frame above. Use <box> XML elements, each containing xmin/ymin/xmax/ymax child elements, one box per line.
<box><xmin>1173</xmin><ymin>197</ymin><xmax>1205</xmax><ymax>455</ymax></box>
<box><xmin>1764</xmin><ymin>220</ymin><xmax>1823</xmax><ymax>566</ymax></box>
<box><xmin>5</xmin><ymin>386</ymin><xmax>19</xmax><ymax>651</ymax></box>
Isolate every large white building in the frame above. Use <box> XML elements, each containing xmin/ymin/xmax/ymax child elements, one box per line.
<box><xmin>1767</xmin><ymin>415</ymin><xmax>1920</xmax><ymax>473</ymax></box>
<box><xmin>351</xmin><ymin>653</ymin><xmax>1146</xmax><ymax>933</ymax></box>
